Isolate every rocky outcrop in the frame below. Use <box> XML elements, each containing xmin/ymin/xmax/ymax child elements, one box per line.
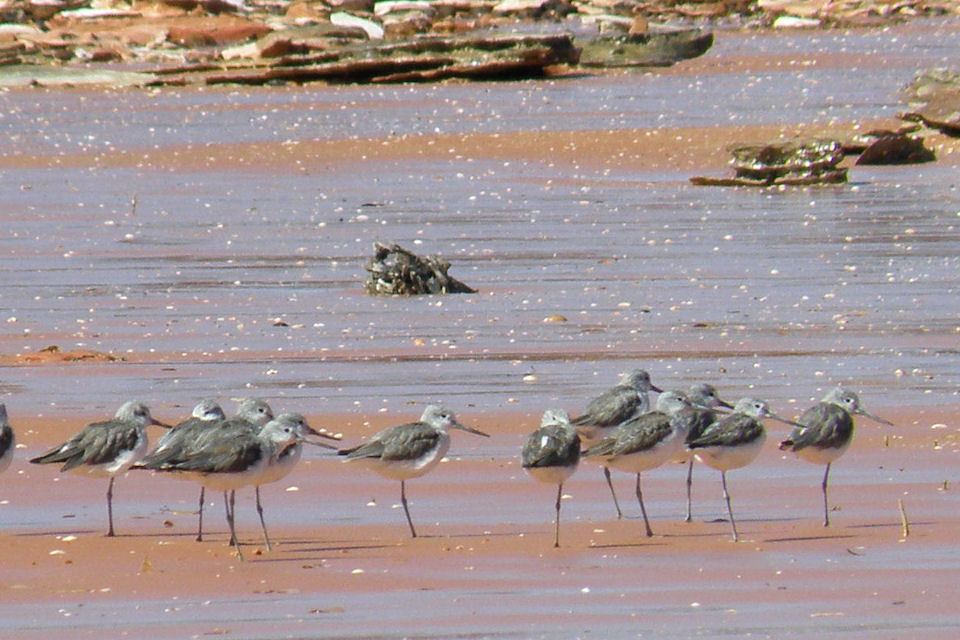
<box><xmin>0</xmin><ymin>0</ymin><xmax>953</xmax><ymax>85</ymax></box>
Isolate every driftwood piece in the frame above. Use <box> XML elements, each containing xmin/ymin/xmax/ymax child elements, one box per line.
<box><xmin>365</xmin><ymin>242</ymin><xmax>477</xmax><ymax>295</ymax></box>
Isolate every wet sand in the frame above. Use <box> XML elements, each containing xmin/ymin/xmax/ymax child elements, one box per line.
<box><xmin>2</xmin><ymin>405</ymin><xmax>959</xmax><ymax>639</ymax></box>
<box><xmin>2</xmin><ymin>18</ymin><xmax>960</xmax><ymax>640</ymax></box>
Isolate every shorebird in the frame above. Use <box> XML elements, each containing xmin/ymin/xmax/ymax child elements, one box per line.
<box><xmin>141</xmin><ymin>397</ymin><xmax>278</xmax><ymax>546</ymax></box>
<box><xmin>30</xmin><ymin>400</ymin><xmax>170</xmax><ymax>536</ymax></box>
<box><xmin>339</xmin><ymin>405</ymin><xmax>489</xmax><ymax>538</ymax></box>
<box><xmin>779</xmin><ymin>387</ymin><xmax>893</xmax><ymax>527</ymax></box>
<box><xmin>571</xmin><ymin>369</ymin><xmax>662</xmax><ymax>519</ymax></box>
<box><xmin>583</xmin><ymin>391</ymin><xmax>690</xmax><ymax>537</ymax></box>
<box><xmin>146</xmin><ymin>413</ymin><xmax>326</xmax><ymax>560</ymax></box>
<box><xmin>687</xmin><ymin>397</ymin><xmax>797</xmax><ymax>542</ymax></box>
<box><xmin>0</xmin><ymin>403</ymin><xmax>14</xmax><ymax>475</ymax></box>
<box><xmin>676</xmin><ymin>383</ymin><xmax>733</xmax><ymax>522</ymax></box>
<box><xmin>140</xmin><ymin>399</ymin><xmax>226</xmax><ymax>541</ymax></box>
<box><xmin>521</xmin><ymin>409</ymin><xmax>581</xmax><ymax>548</ymax></box>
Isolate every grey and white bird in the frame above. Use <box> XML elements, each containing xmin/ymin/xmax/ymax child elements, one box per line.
<box><xmin>779</xmin><ymin>387</ymin><xmax>893</xmax><ymax>527</ymax></box>
<box><xmin>571</xmin><ymin>369</ymin><xmax>662</xmax><ymax>519</ymax></box>
<box><xmin>146</xmin><ymin>413</ymin><xmax>324</xmax><ymax>560</ymax></box>
<box><xmin>0</xmin><ymin>403</ymin><xmax>14</xmax><ymax>475</ymax></box>
<box><xmin>140</xmin><ymin>399</ymin><xmax>226</xmax><ymax>541</ymax></box>
<box><xmin>30</xmin><ymin>400</ymin><xmax>170</xmax><ymax>536</ymax></box>
<box><xmin>674</xmin><ymin>383</ymin><xmax>733</xmax><ymax>522</ymax></box>
<box><xmin>339</xmin><ymin>405</ymin><xmax>489</xmax><ymax>538</ymax></box>
<box><xmin>688</xmin><ymin>397</ymin><xmax>797</xmax><ymax>542</ymax></box>
<box><xmin>521</xmin><ymin>409</ymin><xmax>581</xmax><ymax>548</ymax></box>
<box><xmin>583</xmin><ymin>391</ymin><xmax>690</xmax><ymax>537</ymax></box>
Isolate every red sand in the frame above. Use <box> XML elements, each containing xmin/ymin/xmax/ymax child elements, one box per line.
<box><xmin>2</xmin><ymin>402</ymin><xmax>959</xmax><ymax>638</ymax></box>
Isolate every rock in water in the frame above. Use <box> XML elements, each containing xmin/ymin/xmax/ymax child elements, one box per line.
<box><xmin>900</xmin><ymin>68</ymin><xmax>960</xmax><ymax>136</ymax></box>
<box><xmin>365</xmin><ymin>242</ymin><xmax>477</xmax><ymax>295</ymax></box>
<box><xmin>690</xmin><ymin>139</ymin><xmax>847</xmax><ymax>187</ymax></box>
<box><xmin>854</xmin><ymin>132</ymin><xmax>935</xmax><ymax>165</ymax></box>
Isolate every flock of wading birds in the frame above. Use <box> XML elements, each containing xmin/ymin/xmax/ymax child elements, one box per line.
<box><xmin>0</xmin><ymin>369</ymin><xmax>893</xmax><ymax>558</ymax></box>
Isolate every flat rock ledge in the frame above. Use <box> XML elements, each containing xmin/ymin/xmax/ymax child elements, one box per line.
<box><xmin>691</xmin><ymin>139</ymin><xmax>849</xmax><ymax>187</ymax></box>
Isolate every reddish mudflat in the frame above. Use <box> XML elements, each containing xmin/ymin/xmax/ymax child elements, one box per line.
<box><xmin>2</xmin><ymin>402</ymin><xmax>958</xmax><ymax>638</ymax></box>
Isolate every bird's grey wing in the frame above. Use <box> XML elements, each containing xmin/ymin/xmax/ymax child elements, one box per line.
<box><xmin>609</xmin><ymin>413</ymin><xmax>672</xmax><ymax>456</ymax></box>
<box><xmin>340</xmin><ymin>422</ymin><xmax>422</xmax><ymax>460</ymax></box>
<box><xmin>141</xmin><ymin>427</ymin><xmax>198</xmax><ymax>467</ymax></box>
<box><xmin>782</xmin><ymin>403</ymin><xmax>852</xmax><ymax>451</ymax></box>
<box><xmin>381</xmin><ymin>423</ymin><xmax>442</xmax><ymax>461</ymax></box>
<box><xmin>689</xmin><ymin>415</ymin><xmax>763</xmax><ymax>448</ymax></box>
<box><xmin>170</xmin><ymin>437</ymin><xmax>264</xmax><ymax>474</ymax></box>
<box><xmin>30</xmin><ymin>419</ymin><xmax>114</xmax><ymax>468</ymax></box>
<box><xmin>157</xmin><ymin>417</ymin><xmax>207</xmax><ymax>450</ymax></box>
<box><xmin>522</xmin><ymin>428</ymin><xmax>580</xmax><ymax>468</ymax></box>
<box><xmin>71</xmin><ymin>422</ymin><xmax>140</xmax><ymax>469</ymax></box>
<box><xmin>677</xmin><ymin>407</ymin><xmax>715</xmax><ymax>445</ymax></box>
<box><xmin>582</xmin><ymin>436</ymin><xmax>618</xmax><ymax>458</ymax></box>
<box><xmin>572</xmin><ymin>386</ymin><xmax>637</xmax><ymax>427</ymax></box>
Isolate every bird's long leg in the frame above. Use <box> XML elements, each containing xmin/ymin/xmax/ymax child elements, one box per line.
<box><xmin>106</xmin><ymin>477</ymin><xmax>116</xmax><ymax>537</ymax></box>
<box><xmin>822</xmin><ymin>463</ymin><xmax>832</xmax><ymax>528</ymax></box>
<box><xmin>223</xmin><ymin>491</ymin><xmax>238</xmax><ymax>545</ymax></box>
<box><xmin>721</xmin><ymin>471</ymin><xmax>738</xmax><ymax>542</ymax></box>
<box><xmin>603</xmin><ymin>466</ymin><xmax>623</xmax><ymax>519</ymax></box>
<box><xmin>226</xmin><ymin>490</ymin><xmax>243</xmax><ymax>561</ymax></box>
<box><xmin>401</xmin><ymin>480</ymin><xmax>417</xmax><ymax>538</ymax></box>
<box><xmin>196</xmin><ymin>487</ymin><xmax>205</xmax><ymax>542</ymax></box>
<box><xmin>685</xmin><ymin>459</ymin><xmax>695</xmax><ymax>522</ymax></box>
<box><xmin>255</xmin><ymin>486</ymin><xmax>272</xmax><ymax>551</ymax></box>
<box><xmin>553</xmin><ymin>483</ymin><xmax>563</xmax><ymax>548</ymax></box>
<box><xmin>635</xmin><ymin>473</ymin><xmax>653</xmax><ymax>537</ymax></box>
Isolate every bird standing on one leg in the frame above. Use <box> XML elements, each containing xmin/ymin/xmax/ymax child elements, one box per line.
<box><xmin>339</xmin><ymin>405</ymin><xmax>489</xmax><ymax>538</ymax></box>
<box><xmin>522</xmin><ymin>409</ymin><xmax>580</xmax><ymax>548</ymax></box>
<box><xmin>30</xmin><ymin>400</ymin><xmax>170</xmax><ymax>536</ymax></box>
<box><xmin>687</xmin><ymin>397</ymin><xmax>797</xmax><ymax>542</ymax></box>
<box><xmin>571</xmin><ymin>369</ymin><xmax>662</xmax><ymax>519</ymax></box>
<box><xmin>140</xmin><ymin>398</ymin><xmax>226</xmax><ymax>541</ymax></box>
<box><xmin>779</xmin><ymin>387</ymin><xmax>893</xmax><ymax>527</ymax></box>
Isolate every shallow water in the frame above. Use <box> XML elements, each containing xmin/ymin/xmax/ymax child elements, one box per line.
<box><xmin>3</xmin><ymin>23</ymin><xmax>959</xmax><ymax>416</ymax></box>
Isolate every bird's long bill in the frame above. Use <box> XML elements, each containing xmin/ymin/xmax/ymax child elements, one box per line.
<box><xmin>313</xmin><ymin>427</ymin><xmax>343</xmax><ymax>442</ymax></box>
<box><xmin>304</xmin><ymin>439</ymin><xmax>339</xmax><ymax>451</ymax></box>
<box><xmin>650</xmin><ymin>383</ymin><xmax>664</xmax><ymax>394</ymax></box>
<box><xmin>764</xmin><ymin>411</ymin><xmax>806</xmax><ymax>428</ymax></box>
<box><xmin>300</xmin><ymin>424</ymin><xmax>341</xmax><ymax>448</ymax></box>
<box><xmin>856</xmin><ymin>408</ymin><xmax>894</xmax><ymax>426</ymax></box>
<box><xmin>453</xmin><ymin>420</ymin><xmax>490</xmax><ymax>438</ymax></box>
<box><xmin>151</xmin><ymin>417</ymin><xmax>173</xmax><ymax>429</ymax></box>
<box><xmin>717</xmin><ymin>398</ymin><xmax>735</xmax><ymax>409</ymax></box>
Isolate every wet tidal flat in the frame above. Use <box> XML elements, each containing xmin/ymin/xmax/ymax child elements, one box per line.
<box><xmin>1</xmin><ymin>19</ymin><xmax>960</xmax><ymax>640</ymax></box>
